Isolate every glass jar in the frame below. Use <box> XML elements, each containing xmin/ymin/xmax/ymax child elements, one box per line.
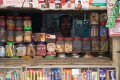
<box><xmin>6</xmin><ymin>42</ymin><xmax>15</xmax><ymax>57</ymax></box>
<box><xmin>37</xmin><ymin>42</ymin><xmax>46</xmax><ymax>56</ymax></box>
<box><xmin>73</xmin><ymin>37</ymin><xmax>82</xmax><ymax>53</ymax></box>
<box><xmin>56</xmin><ymin>37</ymin><xmax>64</xmax><ymax>53</ymax></box>
<box><xmin>0</xmin><ymin>42</ymin><xmax>5</xmax><ymax>57</ymax></box>
<box><xmin>15</xmin><ymin>17</ymin><xmax>23</xmax><ymax>30</ymax></box>
<box><xmin>0</xmin><ymin>27</ymin><xmax>6</xmax><ymax>42</ymax></box>
<box><xmin>23</xmin><ymin>16</ymin><xmax>32</xmax><ymax>30</ymax></box>
<box><xmin>0</xmin><ymin>16</ymin><xmax>5</xmax><ymax>27</ymax></box>
<box><xmin>100</xmin><ymin>37</ymin><xmax>109</xmax><ymax>52</ymax></box>
<box><xmin>82</xmin><ymin>38</ymin><xmax>91</xmax><ymax>53</ymax></box>
<box><xmin>15</xmin><ymin>30</ymin><xmax>23</xmax><ymax>42</ymax></box>
<box><xmin>7</xmin><ymin>30</ymin><xmax>14</xmax><ymax>42</ymax></box>
<box><xmin>100</xmin><ymin>24</ymin><xmax>108</xmax><ymax>38</ymax></box>
<box><xmin>7</xmin><ymin>16</ymin><xmax>15</xmax><ymax>30</ymax></box>
<box><xmin>24</xmin><ymin>30</ymin><xmax>32</xmax><ymax>42</ymax></box>
<box><xmin>27</xmin><ymin>42</ymin><xmax>36</xmax><ymax>56</ymax></box>
<box><xmin>16</xmin><ymin>42</ymin><xmax>26</xmax><ymax>56</ymax></box>
<box><xmin>90</xmin><ymin>25</ymin><xmax>99</xmax><ymax>37</ymax></box>
<box><xmin>91</xmin><ymin>38</ymin><xmax>99</xmax><ymax>52</ymax></box>
<box><xmin>64</xmin><ymin>38</ymin><xmax>73</xmax><ymax>53</ymax></box>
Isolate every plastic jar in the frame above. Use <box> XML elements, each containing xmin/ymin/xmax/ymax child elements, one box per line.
<box><xmin>15</xmin><ymin>17</ymin><xmax>23</xmax><ymax>30</ymax></box>
<box><xmin>90</xmin><ymin>25</ymin><xmax>99</xmax><ymax>37</ymax></box>
<box><xmin>15</xmin><ymin>30</ymin><xmax>23</xmax><ymax>42</ymax></box>
<box><xmin>73</xmin><ymin>37</ymin><xmax>82</xmax><ymax>53</ymax></box>
<box><xmin>7</xmin><ymin>16</ymin><xmax>15</xmax><ymax>30</ymax></box>
<box><xmin>100</xmin><ymin>37</ymin><xmax>109</xmax><ymax>52</ymax></box>
<box><xmin>7</xmin><ymin>30</ymin><xmax>14</xmax><ymax>42</ymax></box>
<box><xmin>0</xmin><ymin>27</ymin><xmax>6</xmax><ymax>42</ymax></box>
<box><xmin>0</xmin><ymin>42</ymin><xmax>5</xmax><ymax>57</ymax></box>
<box><xmin>26</xmin><ymin>42</ymin><xmax>36</xmax><ymax>56</ymax></box>
<box><xmin>37</xmin><ymin>42</ymin><xmax>46</xmax><ymax>56</ymax></box>
<box><xmin>47</xmin><ymin>39</ymin><xmax>56</xmax><ymax>56</ymax></box>
<box><xmin>0</xmin><ymin>16</ymin><xmax>5</xmax><ymax>27</ymax></box>
<box><xmin>6</xmin><ymin>42</ymin><xmax>15</xmax><ymax>57</ymax></box>
<box><xmin>82</xmin><ymin>38</ymin><xmax>91</xmax><ymax>53</ymax></box>
<box><xmin>90</xmin><ymin>12</ymin><xmax>99</xmax><ymax>24</ymax></box>
<box><xmin>91</xmin><ymin>38</ymin><xmax>99</xmax><ymax>52</ymax></box>
<box><xmin>23</xmin><ymin>16</ymin><xmax>32</xmax><ymax>30</ymax></box>
<box><xmin>64</xmin><ymin>38</ymin><xmax>73</xmax><ymax>53</ymax></box>
<box><xmin>16</xmin><ymin>42</ymin><xmax>26</xmax><ymax>56</ymax></box>
<box><xmin>56</xmin><ymin>37</ymin><xmax>64</xmax><ymax>53</ymax></box>
<box><xmin>24</xmin><ymin>30</ymin><xmax>32</xmax><ymax>42</ymax></box>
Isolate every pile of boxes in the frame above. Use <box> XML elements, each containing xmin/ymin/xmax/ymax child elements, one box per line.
<box><xmin>0</xmin><ymin>0</ymin><xmax>107</xmax><ymax>10</ymax></box>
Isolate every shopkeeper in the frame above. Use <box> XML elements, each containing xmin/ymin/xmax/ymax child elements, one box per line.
<box><xmin>55</xmin><ymin>15</ymin><xmax>73</xmax><ymax>37</ymax></box>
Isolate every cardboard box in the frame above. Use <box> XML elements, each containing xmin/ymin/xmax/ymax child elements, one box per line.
<box><xmin>0</xmin><ymin>0</ymin><xmax>29</xmax><ymax>8</ymax></box>
<box><xmin>81</xmin><ymin>0</ymin><xmax>107</xmax><ymax>10</ymax></box>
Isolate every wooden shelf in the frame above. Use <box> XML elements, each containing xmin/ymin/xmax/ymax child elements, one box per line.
<box><xmin>0</xmin><ymin>7</ymin><xmax>107</xmax><ymax>13</ymax></box>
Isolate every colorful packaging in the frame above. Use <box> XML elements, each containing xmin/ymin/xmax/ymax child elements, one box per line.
<box><xmin>99</xmin><ymin>69</ymin><xmax>106</xmax><ymax>80</ymax></box>
<box><xmin>81</xmin><ymin>68</ymin><xmax>87</xmax><ymax>80</ymax></box>
<box><xmin>63</xmin><ymin>69</ymin><xmax>72</xmax><ymax>80</ymax></box>
<box><xmin>38</xmin><ymin>0</ymin><xmax>50</xmax><ymax>10</ymax></box>
<box><xmin>92</xmin><ymin>71</ymin><xmax>98</xmax><ymax>80</ymax></box>
<box><xmin>72</xmin><ymin>69</ymin><xmax>80</xmax><ymax>80</ymax></box>
<box><xmin>52</xmin><ymin>68</ymin><xmax>61</xmax><ymax>80</ymax></box>
<box><xmin>109</xmin><ymin>70</ymin><xmax>116</xmax><ymax>80</ymax></box>
<box><xmin>44</xmin><ymin>68</ymin><xmax>52</xmax><ymax>80</ymax></box>
<box><xmin>81</xmin><ymin>0</ymin><xmax>106</xmax><ymax>10</ymax></box>
<box><xmin>61</xmin><ymin>0</ymin><xmax>75</xmax><ymax>10</ymax></box>
<box><xmin>0</xmin><ymin>0</ymin><xmax>29</xmax><ymax>8</ymax></box>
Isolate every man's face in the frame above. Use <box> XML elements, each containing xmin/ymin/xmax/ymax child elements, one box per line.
<box><xmin>60</xmin><ymin>17</ymin><xmax>72</xmax><ymax>37</ymax></box>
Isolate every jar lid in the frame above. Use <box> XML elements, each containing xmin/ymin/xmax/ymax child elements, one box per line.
<box><xmin>82</xmin><ymin>38</ymin><xmax>90</xmax><ymax>40</ymax></box>
<box><xmin>7</xmin><ymin>42</ymin><xmax>14</xmax><ymax>44</ymax></box>
<box><xmin>7</xmin><ymin>16</ymin><xmax>14</xmax><ymax>18</ymax></box>
<box><xmin>64</xmin><ymin>37</ymin><xmax>73</xmax><ymax>40</ymax></box>
<box><xmin>99</xmin><ymin>22</ymin><xmax>106</xmax><ymax>25</ymax></box>
<box><xmin>57</xmin><ymin>37</ymin><xmax>64</xmax><ymax>40</ymax></box>
<box><xmin>24</xmin><ymin>16</ymin><xmax>31</xmax><ymax>19</ymax></box>
<box><xmin>74</xmin><ymin>37</ymin><xmax>81</xmax><ymax>40</ymax></box>
<box><xmin>0</xmin><ymin>16</ymin><xmax>5</xmax><ymax>18</ymax></box>
<box><xmin>16</xmin><ymin>16</ymin><xmax>22</xmax><ymax>19</ymax></box>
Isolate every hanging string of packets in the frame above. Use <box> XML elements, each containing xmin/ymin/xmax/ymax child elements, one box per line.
<box><xmin>106</xmin><ymin>1</ymin><xmax>119</xmax><ymax>28</ymax></box>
